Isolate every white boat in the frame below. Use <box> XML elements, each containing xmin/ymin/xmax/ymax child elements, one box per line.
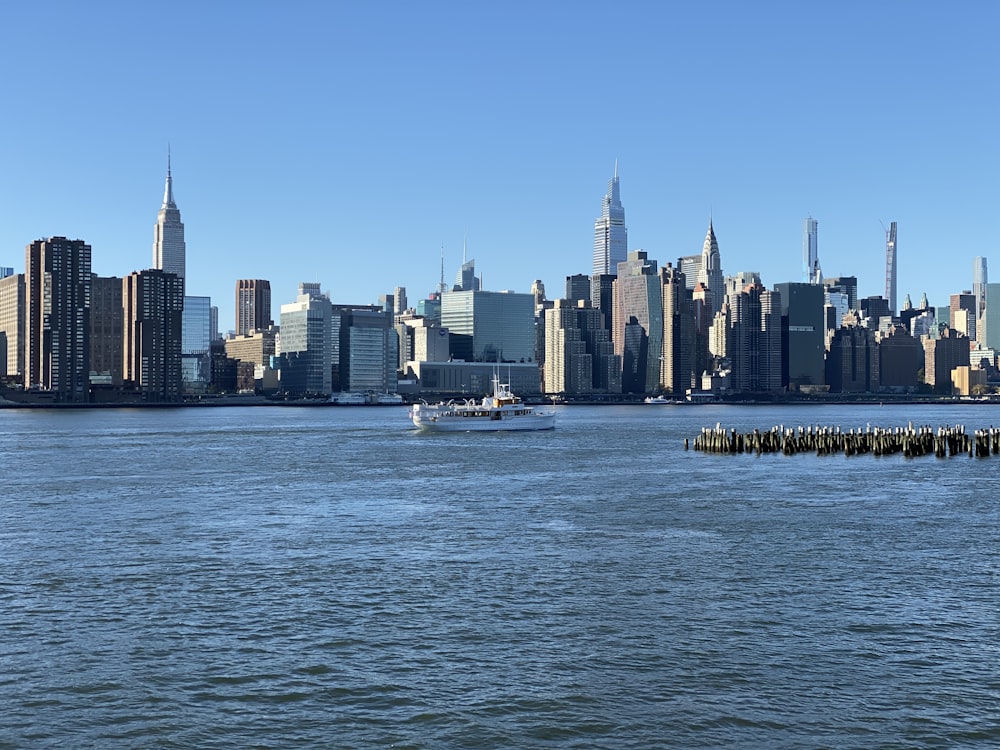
<box><xmin>644</xmin><ymin>395</ymin><xmax>678</xmax><ymax>404</ymax></box>
<box><xmin>409</xmin><ymin>375</ymin><xmax>555</xmax><ymax>432</ymax></box>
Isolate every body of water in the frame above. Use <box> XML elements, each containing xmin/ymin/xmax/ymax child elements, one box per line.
<box><xmin>1</xmin><ymin>403</ymin><xmax>998</xmax><ymax>748</ymax></box>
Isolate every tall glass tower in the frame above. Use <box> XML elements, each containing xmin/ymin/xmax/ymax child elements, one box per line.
<box><xmin>153</xmin><ymin>150</ymin><xmax>186</xmax><ymax>284</ymax></box>
<box><xmin>592</xmin><ymin>163</ymin><xmax>627</xmax><ymax>278</ymax></box>
<box><xmin>803</xmin><ymin>217</ymin><xmax>821</xmax><ymax>284</ymax></box>
<box><xmin>973</xmin><ymin>256</ymin><xmax>988</xmax><ymax>321</ymax></box>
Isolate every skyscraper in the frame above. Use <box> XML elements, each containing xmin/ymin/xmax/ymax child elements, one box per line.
<box><xmin>660</xmin><ymin>264</ymin><xmax>694</xmax><ymax>395</ymax></box>
<box><xmin>973</xmin><ymin>256</ymin><xmax>988</xmax><ymax>321</ymax></box>
<box><xmin>25</xmin><ymin>237</ymin><xmax>92</xmax><ymax>401</ymax></box>
<box><xmin>884</xmin><ymin>221</ymin><xmax>897</xmax><ymax>315</ymax></box>
<box><xmin>123</xmin><ymin>269</ymin><xmax>184</xmax><ymax>401</ymax></box>
<box><xmin>236</xmin><ymin>279</ymin><xmax>272</xmax><ymax>336</ymax></box>
<box><xmin>592</xmin><ymin>163</ymin><xmax>627</xmax><ymax>278</ymax></box>
<box><xmin>696</xmin><ymin>219</ymin><xmax>724</xmax><ymax>316</ymax></box>
<box><xmin>611</xmin><ymin>250</ymin><xmax>661</xmax><ymax>394</ymax></box>
<box><xmin>803</xmin><ymin>217</ymin><xmax>821</xmax><ymax>284</ymax></box>
<box><xmin>152</xmin><ymin>151</ymin><xmax>186</xmax><ymax>283</ymax></box>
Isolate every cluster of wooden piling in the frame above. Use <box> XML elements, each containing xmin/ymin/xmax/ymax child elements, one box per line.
<box><xmin>688</xmin><ymin>423</ymin><xmax>1000</xmax><ymax>458</ymax></box>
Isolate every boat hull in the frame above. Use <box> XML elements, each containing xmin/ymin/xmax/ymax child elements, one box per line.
<box><xmin>410</xmin><ymin>407</ymin><xmax>555</xmax><ymax>432</ymax></box>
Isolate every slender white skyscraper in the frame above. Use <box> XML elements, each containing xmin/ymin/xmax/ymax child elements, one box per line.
<box><xmin>153</xmin><ymin>150</ymin><xmax>186</xmax><ymax>283</ymax></box>
<box><xmin>592</xmin><ymin>163</ymin><xmax>627</xmax><ymax>277</ymax></box>
<box><xmin>696</xmin><ymin>219</ymin><xmax>724</xmax><ymax>315</ymax></box>
<box><xmin>884</xmin><ymin>221</ymin><xmax>897</xmax><ymax>314</ymax></box>
<box><xmin>803</xmin><ymin>217</ymin><xmax>821</xmax><ymax>284</ymax></box>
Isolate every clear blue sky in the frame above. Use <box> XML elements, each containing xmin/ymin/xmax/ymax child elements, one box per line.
<box><xmin>2</xmin><ymin>1</ymin><xmax>996</xmax><ymax>331</ymax></box>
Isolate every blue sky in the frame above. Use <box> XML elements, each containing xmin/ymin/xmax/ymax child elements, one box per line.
<box><xmin>1</xmin><ymin>1</ymin><xmax>996</xmax><ymax>331</ymax></box>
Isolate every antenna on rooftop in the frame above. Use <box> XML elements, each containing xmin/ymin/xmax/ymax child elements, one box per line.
<box><xmin>438</xmin><ymin>244</ymin><xmax>447</xmax><ymax>296</ymax></box>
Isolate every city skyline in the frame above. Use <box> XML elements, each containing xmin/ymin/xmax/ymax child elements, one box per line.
<box><xmin>1</xmin><ymin>3</ymin><xmax>996</xmax><ymax>330</ymax></box>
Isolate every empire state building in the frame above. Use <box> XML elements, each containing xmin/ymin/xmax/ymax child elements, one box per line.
<box><xmin>153</xmin><ymin>153</ymin><xmax>186</xmax><ymax>284</ymax></box>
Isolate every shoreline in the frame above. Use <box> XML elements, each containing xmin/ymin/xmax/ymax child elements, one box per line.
<box><xmin>1</xmin><ymin>393</ymin><xmax>996</xmax><ymax>410</ymax></box>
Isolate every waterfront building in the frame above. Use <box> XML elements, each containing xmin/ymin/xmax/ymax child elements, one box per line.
<box><xmin>152</xmin><ymin>152</ymin><xmax>186</xmax><ymax>284</ymax></box>
<box><xmin>592</xmin><ymin>163</ymin><xmax>627</xmax><ymax>278</ymax></box>
<box><xmin>884</xmin><ymin>221</ymin><xmax>897</xmax><ymax>315</ymax></box>
<box><xmin>952</xmin><ymin>365</ymin><xmax>987</xmax><ymax>397</ymax></box>
<box><xmin>25</xmin><ymin>237</ymin><xmax>92</xmax><ymax>401</ymax></box>
<box><xmin>0</xmin><ymin>273</ymin><xmax>25</xmax><ymax>380</ymax></box>
<box><xmin>659</xmin><ymin>264</ymin><xmax>695</xmax><ymax>395</ymax></box>
<box><xmin>923</xmin><ymin>328</ymin><xmax>970</xmax><ymax>394</ymax></box>
<box><xmin>90</xmin><ymin>275</ymin><xmax>124</xmax><ymax>386</ymax></box>
<box><xmin>409</xmin><ymin>360</ymin><xmax>541</xmax><ymax>397</ymax></box>
<box><xmin>331</xmin><ymin>304</ymin><xmax>396</xmax><ymax>394</ymax></box>
<box><xmin>774</xmin><ymin>282</ymin><xmax>826</xmax><ymax>390</ymax></box>
<box><xmin>122</xmin><ymin>269</ymin><xmax>184</xmax><ymax>401</ymax></box>
<box><xmin>278</xmin><ymin>283</ymin><xmax>332</xmax><ymax>395</ymax></box>
<box><xmin>440</xmin><ymin>289</ymin><xmax>536</xmax><ymax>364</ymax></box>
<box><xmin>826</xmin><ymin>326</ymin><xmax>879</xmax><ymax>393</ymax></box>
<box><xmin>803</xmin><ymin>217</ymin><xmax>821</xmax><ymax>284</ymax></box>
<box><xmin>726</xmin><ymin>281</ymin><xmax>782</xmax><ymax>393</ymax></box>
<box><xmin>182</xmin><ymin>295</ymin><xmax>212</xmax><ymax>392</ymax></box>
<box><xmin>236</xmin><ymin>279</ymin><xmax>272</xmax><ymax>336</ymax></box>
<box><xmin>696</xmin><ymin>220</ymin><xmax>725</xmax><ymax>316</ymax></box>
<box><xmin>224</xmin><ymin>327</ymin><xmax>278</xmax><ymax>368</ymax></box>
<box><xmin>612</xmin><ymin>250</ymin><xmax>661</xmax><ymax>394</ymax></box>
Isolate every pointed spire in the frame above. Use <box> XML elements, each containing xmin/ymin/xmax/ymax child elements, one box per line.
<box><xmin>161</xmin><ymin>145</ymin><xmax>176</xmax><ymax>209</ymax></box>
<box><xmin>614</xmin><ymin>158</ymin><xmax>618</xmax><ymax>180</ymax></box>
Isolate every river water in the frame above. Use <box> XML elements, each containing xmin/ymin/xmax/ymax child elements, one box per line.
<box><xmin>1</xmin><ymin>403</ymin><xmax>998</xmax><ymax>748</ymax></box>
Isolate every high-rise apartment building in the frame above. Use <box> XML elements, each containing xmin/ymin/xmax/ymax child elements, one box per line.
<box><xmin>152</xmin><ymin>152</ymin><xmax>186</xmax><ymax>283</ymax></box>
<box><xmin>884</xmin><ymin>221</ymin><xmax>897</xmax><ymax>315</ymax></box>
<box><xmin>727</xmin><ymin>282</ymin><xmax>781</xmax><ymax>393</ymax></box>
<box><xmin>25</xmin><ymin>237</ymin><xmax>92</xmax><ymax>401</ymax></box>
<box><xmin>923</xmin><ymin>328</ymin><xmax>970</xmax><ymax>394</ymax></box>
<box><xmin>543</xmin><ymin>300</ymin><xmax>592</xmax><ymax>395</ymax></box>
<box><xmin>236</xmin><ymin>279</ymin><xmax>272</xmax><ymax>336</ymax></box>
<box><xmin>592</xmin><ymin>163</ymin><xmax>627</xmax><ymax>278</ymax></box>
<box><xmin>0</xmin><ymin>273</ymin><xmax>25</xmax><ymax>380</ymax></box>
<box><xmin>90</xmin><ymin>275</ymin><xmax>124</xmax><ymax>386</ymax></box>
<box><xmin>612</xmin><ymin>250</ymin><xmax>661</xmax><ymax>394</ymax></box>
<box><xmin>803</xmin><ymin>217</ymin><xmax>821</xmax><ymax>284</ymax></box>
<box><xmin>123</xmin><ymin>269</ymin><xmax>184</xmax><ymax>400</ymax></box>
<box><xmin>660</xmin><ymin>264</ymin><xmax>694</xmax><ymax>395</ymax></box>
